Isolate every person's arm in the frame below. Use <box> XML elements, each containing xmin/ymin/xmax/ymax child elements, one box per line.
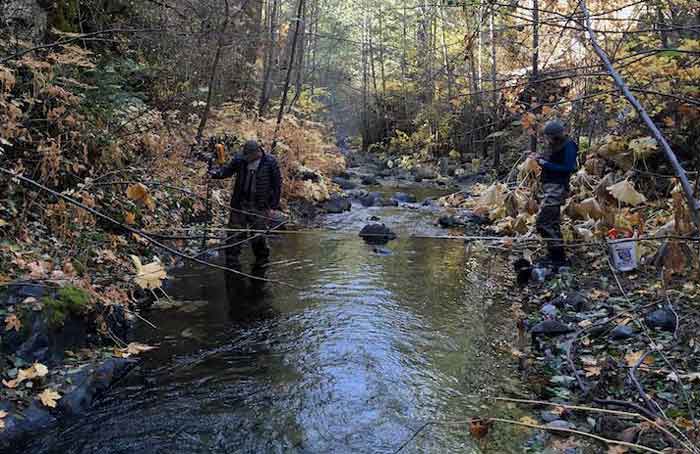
<box><xmin>209</xmin><ymin>155</ymin><xmax>245</xmax><ymax>179</ymax></box>
<box><xmin>540</xmin><ymin>142</ymin><xmax>578</xmax><ymax>173</ymax></box>
<box><xmin>270</xmin><ymin>158</ymin><xmax>282</xmax><ymax>209</ymax></box>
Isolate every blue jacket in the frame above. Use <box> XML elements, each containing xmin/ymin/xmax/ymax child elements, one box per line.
<box><xmin>211</xmin><ymin>153</ymin><xmax>282</xmax><ymax>210</ymax></box>
<box><xmin>541</xmin><ymin>138</ymin><xmax>578</xmax><ymax>187</ymax></box>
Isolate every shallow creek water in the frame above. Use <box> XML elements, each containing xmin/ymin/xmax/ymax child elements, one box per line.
<box><xmin>26</xmin><ymin>185</ymin><xmax>530</xmax><ymax>454</ymax></box>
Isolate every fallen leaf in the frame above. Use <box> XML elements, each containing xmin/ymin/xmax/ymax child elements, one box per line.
<box><xmin>124</xmin><ymin>212</ymin><xmax>136</xmax><ymax>225</ymax></box>
<box><xmin>115</xmin><ymin>342</ymin><xmax>157</xmax><ymax>358</ymax></box>
<box><xmin>607</xmin><ymin>180</ymin><xmax>647</xmax><ymax>206</ymax></box>
<box><xmin>38</xmin><ymin>389</ymin><xmax>61</xmax><ymax>408</ymax></box>
<box><xmin>126</xmin><ymin>183</ymin><xmax>148</xmax><ymax>201</ymax></box>
<box><xmin>33</xmin><ymin>363</ymin><xmax>49</xmax><ymax>378</ymax></box>
<box><xmin>625</xmin><ymin>351</ymin><xmax>654</xmax><ymax>368</ymax></box>
<box><xmin>4</xmin><ymin>314</ymin><xmax>21</xmax><ymax>332</ymax></box>
<box><xmin>130</xmin><ymin>255</ymin><xmax>167</xmax><ymax>289</ymax></box>
<box><xmin>608</xmin><ymin>445</ymin><xmax>628</xmax><ymax>454</ymax></box>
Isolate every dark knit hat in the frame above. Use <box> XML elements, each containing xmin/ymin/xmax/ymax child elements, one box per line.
<box><xmin>543</xmin><ymin>120</ymin><xmax>565</xmax><ymax>138</ymax></box>
<box><xmin>242</xmin><ymin>140</ymin><xmax>261</xmax><ymax>156</ymax></box>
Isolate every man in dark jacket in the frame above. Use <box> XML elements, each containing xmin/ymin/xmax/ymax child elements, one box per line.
<box><xmin>532</xmin><ymin>120</ymin><xmax>578</xmax><ymax>267</ymax></box>
<box><xmin>210</xmin><ymin>140</ymin><xmax>282</xmax><ymax>267</ymax></box>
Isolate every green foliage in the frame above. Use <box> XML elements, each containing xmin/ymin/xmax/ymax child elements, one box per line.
<box><xmin>42</xmin><ymin>286</ymin><xmax>91</xmax><ymax>327</ymax></box>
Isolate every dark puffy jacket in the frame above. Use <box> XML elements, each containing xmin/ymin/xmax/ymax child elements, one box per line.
<box><xmin>541</xmin><ymin>138</ymin><xmax>578</xmax><ymax>187</ymax></box>
<box><xmin>211</xmin><ymin>153</ymin><xmax>282</xmax><ymax>210</ymax></box>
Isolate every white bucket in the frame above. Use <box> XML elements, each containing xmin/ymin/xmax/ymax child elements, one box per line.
<box><xmin>608</xmin><ymin>238</ymin><xmax>638</xmax><ymax>272</ymax></box>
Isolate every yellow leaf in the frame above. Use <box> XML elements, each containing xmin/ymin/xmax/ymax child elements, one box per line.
<box><xmin>4</xmin><ymin>314</ymin><xmax>21</xmax><ymax>332</ymax></box>
<box><xmin>130</xmin><ymin>255</ymin><xmax>167</xmax><ymax>289</ymax></box>
<box><xmin>38</xmin><ymin>389</ymin><xmax>61</xmax><ymax>408</ymax></box>
<box><xmin>519</xmin><ymin>416</ymin><xmax>539</xmax><ymax>426</ymax></box>
<box><xmin>126</xmin><ymin>183</ymin><xmax>148</xmax><ymax>202</ymax></box>
<box><xmin>607</xmin><ymin>180</ymin><xmax>647</xmax><ymax>206</ymax></box>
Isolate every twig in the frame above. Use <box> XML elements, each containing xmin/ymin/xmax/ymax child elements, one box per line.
<box><xmin>392</xmin><ymin>422</ymin><xmax>432</xmax><ymax>454</ymax></box>
<box><xmin>487</xmin><ymin>416</ymin><xmax>665</xmax><ymax>454</ymax></box>
<box><xmin>628</xmin><ymin>350</ymin><xmax>661</xmax><ymax>417</ymax></box>
<box><xmin>124</xmin><ymin>308</ymin><xmax>158</xmax><ymax>330</ymax></box>
<box><xmin>495</xmin><ymin>396</ymin><xmax>695</xmax><ymax>452</ymax></box>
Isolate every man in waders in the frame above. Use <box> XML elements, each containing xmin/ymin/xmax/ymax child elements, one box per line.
<box><xmin>532</xmin><ymin>120</ymin><xmax>578</xmax><ymax>269</ymax></box>
<box><xmin>210</xmin><ymin>140</ymin><xmax>282</xmax><ymax>269</ymax></box>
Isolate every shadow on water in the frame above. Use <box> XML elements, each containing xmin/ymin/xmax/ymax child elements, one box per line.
<box><xmin>26</xmin><ymin>187</ymin><xmax>530</xmax><ymax>454</ymax></box>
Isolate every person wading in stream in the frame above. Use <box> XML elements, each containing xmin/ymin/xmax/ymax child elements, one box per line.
<box><xmin>531</xmin><ymin>120</ymin><xmax>578</xmax><ymax>269</ymax></box>
<box><xmin>209</xmin><ymin>140</ymin><xmax>282</xmax><ymax>269</ymax></box>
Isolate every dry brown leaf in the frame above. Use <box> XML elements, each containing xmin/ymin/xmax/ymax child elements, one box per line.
<box><xmin>663</xmin><ymin>241</ymin><xmax>686</xmax><ymax>274</ymax></box>
<box><xmin>4</xmin><ymin>314</ymin><xmax>21</xmax><ymax>332</ymax></box>
<box><xmin>38</xmin><ymin>389</ymin><xmax>61</xmax><ymax>408</ymax></box>
<box><xmin>607</xmin><ymin>445</ymin><xmax>628</xmax><ymax>454</ymax></box>
<box><xmin>625</xmin><ymin>351</ymin><xmax>654</xmax><ymax>368</ymax></box>
<box><xmin>607</xmin><ymin>180</ymin><xmax>647</xmax><ymax>206</ymax></box>
<box><xmin>124</xmin><ymin>212</ymin><xmax>136</xmax><ymax>225</ymax></box>
<box><xmin>130</xmin><ymin>256</ymin><xmax>167</xmax><ymax>289</ymax></box>
<box><xmin>126</xmin><ymin>183</ymin><xmax>148</xmax><ymax>201</ymax></box>
<box><xmin>575</xmin><ymin>197</ymin><xmax>604</xmax><ymax>220</ymax></box>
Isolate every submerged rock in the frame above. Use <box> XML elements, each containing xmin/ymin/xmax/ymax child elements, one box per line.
<box><xmin>322</xmin><ymin>195</ymin><xmax>352</xmax><ymax>214</ymax></box>
<box><xmin>392</xmin><ymin>192</ymin><xmax>417</xmax><ymax>204</ymax></box>
<box><xmin>438</xmin><ymin>215</ymin><xmax>464</xmax><ymax>228</ymax></box>
<box><xmin>331</xmin><ymin>176</ymin><xmax>357</xmax><ymax>190</ymax></box>
<box><xmin>361</xmin><ymin>175</ymin><xmax>379</xmax><ymax>186</ymax></box>
<box><xmin>359</xmin><ymin>223</ymin><xmax>397</xmax><ymax>244</ymax></box>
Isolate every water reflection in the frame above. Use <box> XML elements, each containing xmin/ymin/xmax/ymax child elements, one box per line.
<box><xmin>23</xmin><ymin>191</ymin><xmax>527</xmax><ymax>454</ymax></box>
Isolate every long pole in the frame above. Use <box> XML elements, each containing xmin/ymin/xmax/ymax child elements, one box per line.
<box><xmin>578</xmin><ymin>0</ymin><xmax>700</xmax><ymax>230</ymax></box>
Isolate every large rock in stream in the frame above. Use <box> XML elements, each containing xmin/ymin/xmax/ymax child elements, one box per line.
<box><xmin>322</xmin><ymin>195</ymin><xmax>352</xmax><ymax>214</ymax></box>
<box><xmin>359</xmin><ymin>224</ymin><xmax>397</xmax><ymax>244</ymax></box>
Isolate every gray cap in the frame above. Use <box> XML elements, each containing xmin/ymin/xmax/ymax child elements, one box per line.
<box><xmin>543</xmin><ymin>120</ymin><xmax>565</xmax><ymax>138</ymax></box>
<box><xmin>242</xmin><ymin>140</ymin><xmax>260</xmax><ymax>155</ymax></box>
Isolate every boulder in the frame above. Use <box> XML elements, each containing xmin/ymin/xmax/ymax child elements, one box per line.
<box><xmin>322</xmin><ymin>195</ymin><xmax>352</xmax><ymax>214</ymax></box>
<box><xmin>359</xmin><ymin>223</ymin><xmax>397</xmax><ymax>244</ymax></box>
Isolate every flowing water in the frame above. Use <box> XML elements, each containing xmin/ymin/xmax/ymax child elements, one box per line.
<box><xmin>26</xmin><ymin>186</ymin><xmax>529</xmax><ymax>454</ymax></box>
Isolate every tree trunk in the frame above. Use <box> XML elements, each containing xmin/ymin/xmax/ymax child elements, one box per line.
<box><xmin>274</xmin><ymin>0</ymin><xmax>305</xmax><ymax>141</ymax></box>
<box><xmin>530</xmin><ymin>0</ymin><xmax>540</xmax><ymax>154</ymax></box>
<box><xmin>288</xmin><ymin>0</ymin><xmax>307</xmax><ymax>112</ymax></box>
<box><xmin>490</xmin><ymin>9</ymin><xmax>500</xmax><ymax>168</ymax></box>
<box><xmin>196</xmin><ymin>0</ymin><xmax>231</xmax><ymax>141</ymax></box>
<box><xmin>258</xmin><ymin>0</ymin><xmax>279</xmax><ymax>116</ymax></box>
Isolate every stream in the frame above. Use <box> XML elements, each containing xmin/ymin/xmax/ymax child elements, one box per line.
<box><xmin>25</xmin><ymin>182</ymin><xmax>530</xmax><ymax>453</ymax></box>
